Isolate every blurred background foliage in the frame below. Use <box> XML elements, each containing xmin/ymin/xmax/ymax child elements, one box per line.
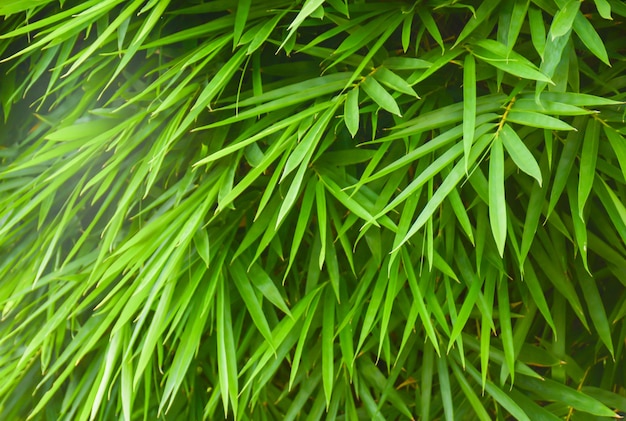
<box><xmin>1</xmin><ymin>0</ymin><xmax>626</xmax><ymax>419</ymax></box>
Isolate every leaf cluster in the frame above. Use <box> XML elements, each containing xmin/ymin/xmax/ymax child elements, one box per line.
<box><xmin>1</xmin><ymin>0</ymin><xmax>626</xmax><ymax>419</ymax></box>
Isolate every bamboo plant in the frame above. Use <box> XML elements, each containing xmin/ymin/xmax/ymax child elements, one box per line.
<box><xmin>1</xmin><ymin>0</ymin><xmax>626</xmax><ymax>419</ymax></box>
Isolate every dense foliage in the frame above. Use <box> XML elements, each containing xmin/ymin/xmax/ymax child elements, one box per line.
<box><xmin>1</xmin><ymin>0</ymin><xmax>626</xmax><ymax>419</ymax></box>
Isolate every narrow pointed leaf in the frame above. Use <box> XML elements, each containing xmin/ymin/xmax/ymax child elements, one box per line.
<box><xmin>344</xmin><ymin>87</ymin><xmax>359</xmax><ymax>138</ymax></box>
<box><xmin>361</xmin><ymin>76</ymin><xmax>401</xmax><ymax>116</ymax></box>
<box><xmin>463</xmin><ymin>53</ymin><xmax>476</xmax><ymax>171</ymax></box>
<box><xmin>501</xmin><ymin>123</ymin><xmax>542</xmax><ymax>185</ymax></box>
<box><xmin>489</xmin><ymin>135</ymin><xmax>507</xmax><ymax>257</ymax></box>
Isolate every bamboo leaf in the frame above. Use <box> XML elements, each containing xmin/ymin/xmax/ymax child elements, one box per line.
<box><xmin>501</xmin><ymin>123</ymin><xmax>543</xmax><ymax>185</ymax></box>
<box><xmin>604</xmin><ymin>125</ymin><xmax>626</xmax><ymax>183</ymax></box>
<box><xmin>391</xmin><ymin>132</ymin><xmax>494</xmax><ymax>251</ymax></box>
<box><xmin>373</xmin><ymin>67</ymin><xmax>419</xmax><ymax>98</ymax></box>
<box><xmin>217</xmin><ymin>278</ymin><xmax>238</xmax><ymax>417</ymax></box>
<box><xmin>453</xmin><ymin>1</ymin><xmax>500</xmax><ymax>48</ymax></box>
<box><xmin>572</xmin><ymin>10</ymin><xmax>609</xmax><ymax>65</ymax></box>
<box><xmin>550</xmin><ymin>0</ymin><xmax>580</xmax><ymax>40</ymax></box>
<box><xmin>233</xmin><ymin>0</ymin><xmax>251</xmax><ymax>47</ymax></box>
<box><xmin>288</xmin><ymin>292</ymin><xmax>321</xmax><ymax>390</ymax></box>
<box><xmin>322</xmin><ymin>287</ymin><xmax>335</xmax><ymax>408</ymax></box>
<box><xmin>464</xmin><ymin>360</ymin><xmax>531</xmax><ymax>421</ymax></box>
<box><xmin>437</xmin><ymin>356</ymin><xmax>454</xmax><ymax>421</ymax></box>
<box><xmin>471</xmin><ymin>40</ymin><xmax>552</xmax><ymax>83</ymax></box>
<box><xmin>528</xmin><ymin>6</ymin><xmax>546</xmax><ymax>57</ymax></box>
<box><xmin>463</xmin><ymin>53</ymin><xmax>476</xmax><ymax>171</ymax></box>
<box><xmin>383</xmin><ymin>56</ymin><xmax>432</xmax><ymax>70</ymax></box>
<box><xmin>248</xmin><ymin>263</ymin><xmax>292</xmax><ymax>317</ymax></box>
<box><xmin>578</xmin><ymin>118</ymin><xmax>599</xmax><ymax>217</ymax></box>
<box><xmin>490</xmin><ymin>135</ymin><xmax>507</xmax><ymax>257</ymax></box>
<box><xmin>344</xmin><ymin>87</ymin><xmax>360</xmax><ymax>138</ymax></box>
<box><xmin>282</xmin><ymin>103</ymin><xmax>338</xmax><ymax>181</ymax></box>
<box><xmin>522</xmin><ymin>261</ymin><xmax>557</xmax><ymax>335</ymax></box>
<box><xmin>547</xmin><ymin>128</ymin><xmax>582</xmax><ymax>218</ymax></box>
<box><xmin>316</xmin><ymin>179</ymin><xmax>327</xmax><ymax>270</ymax></box>
<box><xmin>574</xmin><ymin>263</ymin><xmax>614</xmax><ymax>357</ymax></box>
<box><xmin>230</xmin><ymin>260</ymin><xmax>276</xmax><ymax>353</ymax></box>
<box><xmin>361</xmin><ymin>76</ymin><xmax>402</xmax><ymax>117</ymax></box>
<box><xmin>515</xmin><ymin>375</ymin><xmax>617</xmax><ymax>417</ymax></box>
<box><xmin>593</xmin><ymin>0</ymin><xmax>612</xmax><ymax>20</ymax></box>
<box><xmin>450</xmin><ymin>359</ymin><xmax>492</xmax><ymax>421</ymax></box>
<box><xmin>2</xmin><ymin>2</ymin><xmax>625</xmax><ymax>419</ymax></box>
<box><xmin>286</xmin><ymin>0</ymin><xmax>325</xmax><ymax>36</ymax></box>
<box><xmin>497</xmin><ymin>274</ymin><xmax>516</xmax><ymax>384</ymax></box>
<box><xmin>506</xmin><ymin>111</ymin><xmax>575</xmax><ymax>131</ymax></box>
<box><xmin>417</xmin><ymin>9</ymin><xmax>444</xmax><ymax>52</ymax></box>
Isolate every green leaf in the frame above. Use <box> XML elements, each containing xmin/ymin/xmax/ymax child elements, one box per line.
<box><xmin>248</xmin><ymin>263</ymin><xmax>292</xmax><ymax>318</ymax></box>
<box><xmin>506</xmin><ymin>111</ymin><xmax>575</xmax><ymax>131</ymax></box>
<box><xmin>572</xmin><ymin>12</ymin><xmax>610</xmax><ymax>65</ymax></box>
<box><xmin>528</xmin><ymin>6</ymin><xmax>546</xmax><ymax>57</ymax></box>
<box><xmin>284</xmin><ymin>0</ymin><xmax>326</xmax><ymax>44</ymax></box>
<box><xmin>417</xmin><ymin>9</ymin><xmax>444</xmax><ymax>52</ymax></box>
<box><xmin>446</xmin><ymin>178</ymin><xmax>475</xmax><ymax>244</ymax></box>
<box><xmin>233</xmin><ymin>0</ymin><xmax>251</xmax><ymax>47</ymax></box>
<box><xmin>550</xmin><ymin>0</ymin><xmax>580</xmax><ymax>40</ymax></box>
<box><xmin>463</xmin><ymin>53</ymin><xmax>476</xmax><ymax>171</ymax></box>
<box><xmin>537</xmin><ymin>91</ymin><xmax>622</xmax><ymax>106</ymax></box>
<box><xmin>45</xmin><ymin>119</ymin><xmax>123</xmax><ymax>142</ymax></box>
<box><xmin>447</xmin><ymin>255</ymin><xmax>484</xmax><ymax>352</ymax></box>
<box><xmin>373</xmin><ymin>67</ymin><xmax>418</xmax><ymax>98</ymax></box>
<box><xmin>90</xmin><ymin>327</ymin><xmax>122</xmax><ymax>421</ymax></box>
<box><xmin>383</xmin><ymin>56</ymin><xmax>432</xmax><ymax>70</ymax></box>
<box><xmin>463</xmin><ymin>360</ymin><xmax>531</xmax><ymax>421</ymax></box>
<box><xmin>248</xmin><ymin>11</ymin><xmax>284</xmax><ymax>54</ymax></box>
<box><xmin>317</xmin><ymin>170</ymin><xmax>380</xmax><ymax>227</ymax></box>
<box><xmin>344</xmin><ymin>87</ymin><xmax>360</xmax><ymax>138</ymax></box>
<box><xmin>420</xmin><ymin>342</ymin><xmax>436</xmax><ymax>420</ymax></box>
<box><xmin>604</xmin><ymin>125</ymin><xmax>626</xmax><ymax>184</ymax></box>
<box><xmin>497</xmin><ymin>275</ymin><xmax>516</xmax><ymax>384</ymax></box>
<box><xmin>322</xmin><ymin>287</ymin><xmax>335</xmax><ymax>408</ymax></box>
<box><xmin>501</xmin><ymin>123</ymin><xmax>542</xmax><ymax>186</ymax></box>
<box><xmin>159</xmin><ymin>273</ymin><xmax>216</xmax><ymax>414</ymax></box>
<box><xmin>450</xmin><ymin>360</ymin><xmax>492</xmax><ymax>421</ymax></box>
<box><xmin>402</xmin><ymin>249</ymin><xmax>441</xmax><ymax>356</ymax></box>
<box><xmin>282</xmin><ymin>103</ymin><xmax>338</xmax><ymax>181</ymax></box>
<box><xmin>522</xmin><ymin>261</ymin><xmax>557</xmax><ymax>336</ymax></box>
<box><xmin>217</xmin><ymin>278</ymin><xmax>238</xmax><ymax>417</ymax></box>
<box><xmin>401</xmin><ymin>12</ymin><xmax>412</xmax><ymax>53</ymax></box>
<box><xmin>512</xmin><ymin>98</ymin><xmax>595</xmax><ymax>116</ymax></box>
<box><xmin>283</xmin><ymin>178</ymin><xmax>317</xmax><ymax>282</ymax></box>
<box><xmin>489</xmin><ymin>135</ymin><xmax>507</xmax><ymax>257</ymax></box>
<box><xmin>598</xmin><ymin>178</ymin><xmax>626</xmax><ymax>247</ymax></box>
<box><xmin>516</xmin><ymin>375</ymin><xmax>617</xmax><ymax>417</ymax></box>
<box><xmin>288</xmin><ymin>292</ymin><xmax>321</xmax><ymax>390</ymax></box>
<box><xmin>577</xmin><ymin>118</ymin><xmax>599</xmax><ymax>216</ymax></box>
<box><xmin>437</xmin><ymin>356</ymin><xmax>454</xmax><ymax>421</ymax></box>
<box><xmin>506</xmin><ymin>0</ymin><xmax>530</xmax><ymax>52</ymax></box>
<box><xmin>574</xmin><ymin>263</ymin><xmax>614</xmax><ymax>357</ymax></box>
<box><xmin>453</xmin><ymin>1</ymin><xmax>500</xmax><ymax>48</ymax></box>
<box><xmin>390</xmin><ymin>131</ymin><xmax>494</xmax><ymax>251</ymax></box>
<box><xmin>547</xmin><ymin>128</ymin><xmax>582</xmax><ymax>218</ymax></box>
<box><xmin>361</xmin><ymin>76</ymin><xmax>402</xmax><ymax>117</ymax></box>
<box><xmin>593</xmin><ymin>0</ymin><xmax>612</xmax><ymax>20</ymax></box>
<box><xmin>471</xmin><ymin>40</ymin><xmax>552</xmax><ymax>83</ymax></box>
<box><xmin>230</xmin><ymin>260</ymin><xmax>276</xmax><ymax>353</ymax></box>
<box><xmin>316</xmin><ymin>179</ymin><xmax>327</xmax><ymax>270</ymax></box>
